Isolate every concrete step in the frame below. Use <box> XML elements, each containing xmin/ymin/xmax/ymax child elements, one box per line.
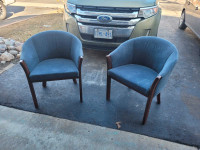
<box><xmin>0</xmin><ymin>105</ymin><xmax>197</xmax><ymax>150</ymax></box>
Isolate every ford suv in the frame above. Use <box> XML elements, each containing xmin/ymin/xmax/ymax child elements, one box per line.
<box><xmin>63</xmin><ymin>0</ymin><xmax>161</xmax><ymax>49</ymax></box>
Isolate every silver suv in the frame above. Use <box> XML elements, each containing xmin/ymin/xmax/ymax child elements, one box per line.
<box><xmin>179</xmin><ymin>0</ymin><xmax>200</xmax><ymax>39</ymax></box>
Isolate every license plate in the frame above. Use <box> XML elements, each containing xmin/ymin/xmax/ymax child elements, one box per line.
<box><xmin>94</xmin><ymin>29</ymin><xmax>113</xmax><ymax>39</ymax></box>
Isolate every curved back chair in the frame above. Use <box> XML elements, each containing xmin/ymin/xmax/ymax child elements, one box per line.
<box><xmin>106</xmin><ymin>36</ymin><xmax>178</xmax><ymax>124</ymax></box>
<box><xmin>20</xmin><ymin>30</ymin><xmax>83</xmax><ymax>108</ymax></box>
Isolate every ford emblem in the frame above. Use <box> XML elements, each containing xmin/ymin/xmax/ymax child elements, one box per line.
<box><xmin>97</xmin><ymin>15</ymin><xmax>112</xmax><ymax>23</ymax></box>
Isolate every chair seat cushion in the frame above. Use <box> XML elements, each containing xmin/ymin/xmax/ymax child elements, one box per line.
<box><xmin>108</xmin><ymin>64</ymin><xmax>158</xmax><ymax>96</ymax></box>
<box><xmin>29</xmin><ymin>58</ymin><xmax>79</xmax><ymax>82</ymax></box>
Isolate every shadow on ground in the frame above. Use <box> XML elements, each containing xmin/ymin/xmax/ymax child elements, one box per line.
<box><xmin>6</xmin><ymin>6</ymin><xmax>25</xmax><ymax>18</ymax></box>
<box><xmin>0</xmin><ymin>15</ymin><xmax>200</xmax><ymax>148</ymax></box>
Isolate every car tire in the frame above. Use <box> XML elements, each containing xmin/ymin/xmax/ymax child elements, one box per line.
<box><xmin>0</xmin><ymin>1</ymin><xmax>6</xmax><ymax>20</ymax></box>
<box><xmin>179</xmin><ymin>10</ymin><xmax>187</xmax><ymax>30</ymax></box>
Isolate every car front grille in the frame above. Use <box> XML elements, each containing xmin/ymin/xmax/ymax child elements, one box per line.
<box><xmin>73</xmin><ymin>5</ymin><xmax>141</xmax><ymax>41</ymax></box>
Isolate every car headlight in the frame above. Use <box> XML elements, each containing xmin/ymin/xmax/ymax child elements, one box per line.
<box><xmin>66</xmin><ymin>2</ymin><xmax>76</xmax><ymax>14</ymax></box>
<box><xmin>138</xmin><ymin>6</ymin><xmax>158</xmax><ymax>18</ymax></box>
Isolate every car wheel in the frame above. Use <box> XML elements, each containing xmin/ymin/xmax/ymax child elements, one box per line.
<box><xmin>0</xmin><ymin>1</ymin><xmax>6</xmax><ymax>20</ymax></box>
<box><xmin>179</xmin><ymin>10</ymin><xmax>187</xmax><ymax>30</ymax></box>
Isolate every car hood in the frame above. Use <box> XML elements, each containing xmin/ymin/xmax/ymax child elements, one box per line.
<box><xmin>67</xmin><ymin>0</ymin><xmax>157</xmax><ymax>8</ymax></box>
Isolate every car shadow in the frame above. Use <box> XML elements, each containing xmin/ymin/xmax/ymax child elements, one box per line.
<box><xmin>6</xmin><ymin>6</ymin><xmax>25</xmax><ymax>18</ymax></box>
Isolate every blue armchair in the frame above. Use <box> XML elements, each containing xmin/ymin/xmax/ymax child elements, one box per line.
<box><xmin>20</xmin><ymin>30</ymin><xmax>83</xmax><ymax>108</ymax></box>
<box><xmin>106</xmin><ymin>36</ymin><xmax>178</xmax><ymax>124</ymax></box>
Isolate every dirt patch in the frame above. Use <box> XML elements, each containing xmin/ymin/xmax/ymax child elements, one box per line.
<box><xmin>0</xmin><ymin>13</ymin><xmax>63</xmax><ymax>42</ymax></box>
<box><xmin>0</xmin><ymin>13</ymin><xmax>63</xmax><ymax>72</ymax></box>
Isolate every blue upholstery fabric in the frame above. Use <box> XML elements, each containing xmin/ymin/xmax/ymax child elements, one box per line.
<box><xmin>20</xmin><ymin>30</ymin><xmax>83</xmax><ymax>72</ymax></box>
<box><xmin>108</xmin><ymin>64</ymin><xmax>158</xmax><ymax>96</ymax></box>
<box><xmin>30</xmin><ymin>58</ymin><xmax>78</xmax><ymax>82</ymax></box>
<box><xmin>20</xmin><ymin>30</ymin><xmax>83</xmax><ymax>82</ymax></box>
<box><xmin>109</xmin><ymin>36</ymin><xmax>178</xmax><ymax>97</ymax></box>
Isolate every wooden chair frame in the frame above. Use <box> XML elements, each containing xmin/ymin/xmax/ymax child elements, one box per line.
<box><xmin>106</xmin><ymin>55</ymin><xmax>162</xmax><ymax>125</ymax></box>
<box><xmin>20</xmin><ymin>56</ymin><xmax>83</xmax><ymax>109</ymax></box>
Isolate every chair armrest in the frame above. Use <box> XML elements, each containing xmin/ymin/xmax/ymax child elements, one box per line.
<box><xmin>154</xmin><ymin>52</ymin><xmax>178</xmax><ymax>96</ymax></box>
<box><xmin>153</xmin><ymin>64</ymin><xmax>176</xmax><ymax>97</ymax></box>
<box><xmin>20</xmin><ymin>60</ymin><xmax>30</xmax><ymax>77</ymax></box>
<box><xmin>78</xmin><ymin>56</ymin><xmax>83</xmax><ymax>72</ymax></box>
<box><xmin>149</xmin><ymin>75</ymin><xmax>162</xmax><ymax>96</ymax></box>
<box><xmin>106</xmin><ymin>55</ymin><xmax>112</xmax><ymax>70</ymax></box>
<box><xmin>70</xmin><ymin>37</ymin><xmax>84</xmax><ymax>68</ymax></box>
<box><xmin>108</xmin><ymin>41</ymin><xmax>134</xmax><ymax>68</ymax></box>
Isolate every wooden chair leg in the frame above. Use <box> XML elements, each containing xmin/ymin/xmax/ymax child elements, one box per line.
<box><xmin>106</xmin><ymin>76</ymin><xmax>111</xmax><ymax>101</ymax></box>
<box><xmin>42</xmin><ymin>81</ymin><xmax>46</xmax><ymax>87</ymax></box>
<box><xmin>28</xmin><ymin>81</ymin><xmax>39</xmax><ymax>109</ymax></box>
<box><xmin>142</xmin><ymin>96</ymin><xmax>153</xmax><ymax>125</ymax></box>
<box><xmin>157</xmin><ymin>93</ymin><xmax>161</xmax><ymax>104</ymax></box>
<box><xmin>73</xmin><ymin>78</ymin><xmax>77</xmax><ymax>84</ymax></box>
<box><xmin>79</xmin><ymin>77</ymin><xmax>83</xmax><ymax>103</ymax></box>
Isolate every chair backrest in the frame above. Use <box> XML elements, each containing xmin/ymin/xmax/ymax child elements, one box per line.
<box><xmin>21</xmin><ymin>30</ymin><xmax>79</xmax><ymax>72</ymax></box>
<box><xmin>129</xmin><ymin>36</ymin><xmax>178</xmax><ymax>73</ymax></box>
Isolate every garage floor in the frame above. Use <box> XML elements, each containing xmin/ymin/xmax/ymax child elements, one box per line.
<box><xmin>0</xmin><ymin>37</ymin><xmax>200</xmax><ymax>148</ymax></box>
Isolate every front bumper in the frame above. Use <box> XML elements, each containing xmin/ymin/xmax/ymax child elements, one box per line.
<box><xmin>63</xmin><ymin>8</ymin><xmax>161</xmax><ymax>49</ymax></box>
